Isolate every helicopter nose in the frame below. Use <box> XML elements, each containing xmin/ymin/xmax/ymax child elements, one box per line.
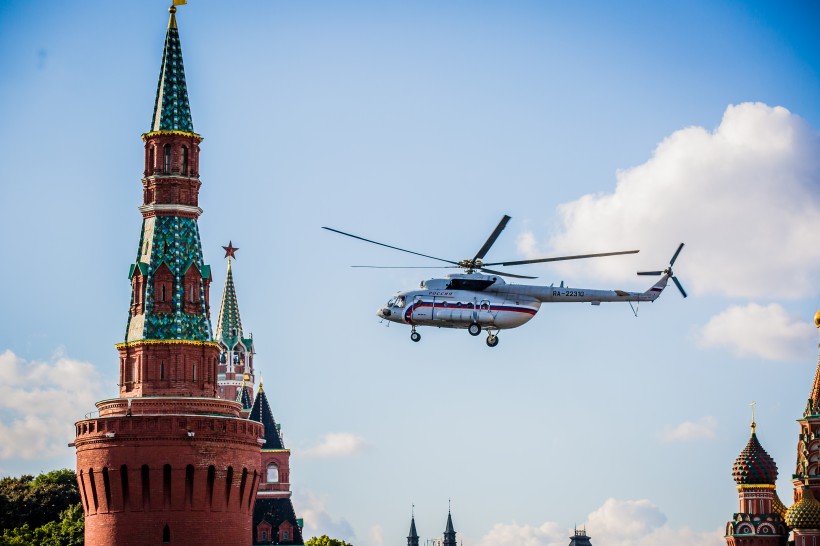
<box><xmin>377</xmin><ymin>307</ymin><xmax>391</xmax><ymax>318</ymax></box>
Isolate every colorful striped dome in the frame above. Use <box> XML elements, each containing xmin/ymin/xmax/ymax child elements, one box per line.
<box><xmin>786</xmin><ymin>490</ymin><xmax>820</xmax><ymax>529</ymax></box>
<box><xmin>732</xmin><ymin>431</ymin><xmax>778</xmax><ymax>485</ymax></box>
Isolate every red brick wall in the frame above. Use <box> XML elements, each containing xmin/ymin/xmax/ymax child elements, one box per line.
<box><xmin>118</xmin><ymin>342</ymin><xmax>219</xmax><ymax>398</ymax></box>
<box><xmin>76</xmin><ymin>407</ymin><xmax>263</xmax><ymax>546</ymax></box>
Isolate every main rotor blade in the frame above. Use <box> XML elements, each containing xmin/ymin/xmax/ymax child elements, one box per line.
<box><xmin>483</xmin><ymin>249</ymin><xmax>639</xmax><ymax>267</ymax></box>
<box><xmin>672</xmin><ymin>276</ymin><xmax>688</xmax><ymax>298</ymax></box>
<box><xmin>322</xmin><ymin>227</ymin><xmax>460</xmax><ymax>266</ymax></box>
<box><xmin>637</xmin><ymin>271</ymin><xmax>664</xmax><ymax>276</ymax></box>
<box><xmin>472</xmin><ymin>215</ymin><xmax>511</xmax><ymax>262</ymax></box>
<box><xmin>669</xmin><ymin>243</ymin><xmax>685</xmax><ymax>267</ymax></box>
<box><xmin>351</xmin><ymin>265</ymin><xmax>460</xmax><ymax>269</ymax></box>
<box><xmin>479</xmin><ymin>267</ymin><xmax>538</xmax><ymax>280</ymax></box>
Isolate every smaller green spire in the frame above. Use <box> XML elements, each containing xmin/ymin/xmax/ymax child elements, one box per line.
<box><xmin>215</xmin><ymin>255</ymin><xmax>244</xmax><ymax>347</ymax></box>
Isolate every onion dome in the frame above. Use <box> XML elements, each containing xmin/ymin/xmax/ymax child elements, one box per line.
<box><xmin>786</xmin><ymin>490</ymin><xmax>820</xmax><ymax>529</ymax></box>
<box><xmin>773</xmin><ymin>491</ymin><xmax>789</xmax><ymax>520</ymax></box>
<box><xmin>732</xmin><ymin>426</ymin><xmax>778</xmax><ymax>485</ymax></box>
<box><xmin>814</xmin><ymin>309</ymin><xmax>820</xmax><ymax>329</ymax></box>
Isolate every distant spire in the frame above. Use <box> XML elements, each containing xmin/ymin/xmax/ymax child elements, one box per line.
<box><xmin>443</xmin><ymin>505</ymin><xmax>456</xmax><ymax>546</ymax></box>
<box><xmin>235</xmin><ymin>375</ymin><xmax>253</xmax><ymax>411</ymax></box>
<box><xmin>214</xmin><ymin>247</ymin><xmax>244</xmax><ymax>347</ymax></box>
<box><xmin>150</xmin><ymin>4</ymin><xmax>194</xmax><ymax>133</ymax></box>
<box><xmin>407</xmin><ymin>506</ymin><xmax>419</xmax><ymax>546</ymax></box>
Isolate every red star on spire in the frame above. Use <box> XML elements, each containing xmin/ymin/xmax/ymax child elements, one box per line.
<box><xmin>222</xmin><ymin>241</ymin><xmax>239</xmax><ymax>259</ymax></box>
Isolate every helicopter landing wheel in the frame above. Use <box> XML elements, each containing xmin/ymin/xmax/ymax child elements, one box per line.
<box><xmin>410</xmin><ymin>331</ymin><xmax>421</xmax><ymax>342</ymax></box>
<box><xmin>468</xmin><ymin>322</ymin><xmax>481</xmax><ymax>336</ymax></box>
<box><xmin>486</xmin><ymin>334</ymin><xmax>499</xmax><ymax>347</ymax></box>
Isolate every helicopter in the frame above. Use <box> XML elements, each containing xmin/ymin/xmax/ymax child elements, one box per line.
<box><xmin>323</xmin><ymin>215</ymin><xmax>686</xmax><ymax>347</ymax></box>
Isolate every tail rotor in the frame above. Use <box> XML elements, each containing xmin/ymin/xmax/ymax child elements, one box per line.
<box><xmin>637</xmin><ymin>243</ymin><xmax>687</xmax><ymax>298</ymax></box>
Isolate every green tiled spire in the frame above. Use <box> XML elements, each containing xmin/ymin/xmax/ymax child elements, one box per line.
<box><xmin>215</xmin><ymin>258</ymin><xmax>244</xmax><ymax>347</ymax></box>
<box><xmin>150</xmin><ymin>7</ymin><xmax>194</xmax><ymax>133</ymax></box>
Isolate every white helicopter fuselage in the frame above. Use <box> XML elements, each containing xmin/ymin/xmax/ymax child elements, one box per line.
<box><xmin>376</xmin><ymin>273</ymin><xmax>669</xmax><ymax>331</ymax></box>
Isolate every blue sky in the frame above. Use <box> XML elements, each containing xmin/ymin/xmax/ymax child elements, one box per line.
<box><xmin>1</xmin><ymin>1</ymin><xmax>820</xmax><ymax>545</ymax></box>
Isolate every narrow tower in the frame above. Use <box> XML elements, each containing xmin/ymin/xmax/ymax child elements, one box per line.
<box><xmin>74</xmin><ymin>7</ymin><xmax>263</xmax><ymax>545</ymax></box>
<box><xmin>407</xmin><ymin>508</ymin><xmax>419</xmax><ymax>546</ymax></box>
<box><xmin>250</xmin><ymin>381</ymin><xmax>304</xmax><ymax>544</ymax></box>
<box><xmin>724</xmin><ymin>417</ymin><xmax>788</xmax><ymax>545</ymax></box>
<box><xmin>215</xmin><ymin>242</ymin><xmax>256</xmax><ymax>405</ymax></box>
<box><xmin>443</xmin><ymin>507</ymin><xmax>457</xmax><ymax>546</ymax></box>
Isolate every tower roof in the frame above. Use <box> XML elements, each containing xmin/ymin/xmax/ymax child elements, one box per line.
<box><xmin>732</xmin><ymin>425</ymin><xmax>778</xmax><ymax>485</ymax></box>
<box><xmin>786</xmin><ymin>489</ymin><xmax>820</xmax><ymax>529</ymax></box>
<box><xmin>235</xmin><ymin>377</ymin><xmax>253</xmax><ymax>411</ymax></box>
<box><xmin>249</xmin><ymin>382</ymin><xmax>285</xmax><ymax>450</ymax></box>
<box><xmin>408</xmin><ymin>516</ymin><xmax>418</xmax><ymax>539</ymax></box>
<box><xmin>150</xmin><ymin>6</ymin><xmax>194</xmax><ymax>133</ymax></box>
<box><xmin>215</xmin><ymin>257</ymin><xmax>251</xmax><ymax>349</ymax></box>
<box><xmin>568</xmin><ymin>528</ymin><xmax>593</xmax><ymax>546</ymax></box>
<box><xmin>444</xmin><ymin>511</ymin><xmax>455</xmax><ymax>534</ymax></box>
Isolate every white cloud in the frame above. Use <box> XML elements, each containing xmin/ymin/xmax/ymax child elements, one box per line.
<box><xmin>368</xmin><ymin>525</ymin><xmax>384</xmax><ymax>546</ymax></box>
<box><xmin>525</xmin><ymin>102</ymin><xmax>820</xmax><ymax>299</ymax></box>
<box><xmin>477</xmin><ymin>498</ymin><xmax>722</xmax><ymax>546</ymax></box>
<box><xmin>585</xmin><ymin>499</ymin><xmax>721</xmax><ymax>546</ymax></box>
<box><xmin>658</xmin><ymin>416</ymin><xmax>718</xmax><ymax>442</ymax></box>
<box><xmin>293</xmin><ymin>490</ymin><xmax>356</xmax><ymax>543</ymax></box>
<box><xmin>696</xmin><ymin>303</ymin><xmax>816</xmax><ymax>360</ymax></box>
<box><xmin>0</xmin><ymin>349</ymin><xmax>106</xmax><ymax>460</ymax></box>
<box><xmin>303</xmin><ymin>432</ymin><xmax>367</xmax><ymax>459</ymax></box>
<box><xmin>476</xmin><ymin>521</ymin><xmax>566</xmax><ymax>546</ymax></box>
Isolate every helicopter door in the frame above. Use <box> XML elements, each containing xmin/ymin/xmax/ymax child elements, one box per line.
<box><xmin>477</xmin><ymin>299</ymin><xmax>493</xmax><ymax>325</ymax></box>
<box><xmin>411</xmin><ymin>295</ymin><xmax>432</xmax><ymax>322</ymax></box>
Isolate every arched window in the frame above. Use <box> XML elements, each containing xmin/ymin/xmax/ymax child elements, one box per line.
<box><xmin>149</xmin><ymin>146</ymin><xmax>155</xmax><ymax>173</ymax></box>
<box><xmin>160</xmin><ymin>361</ymin><xmax>165</xmax><ymax>381</ymax></box>
<box><xmin>266</xmin><ymin>463</ymin><xmax>279</xmax><ymax>483</ymax></box>
<box><xmin>163</xmin><ymin>144</ymin><xmax>171</xmax><ymax>173</ymax></box>
<box><xmin>163</xmin><ymin>524</ymin><xmax>171</xmax><ymax>543</ymax></box>
<box><xmin>181</xmin><ymin>146</ymin><xmax>189</xmax><ymax>175</ymax></box>
<box><xmin>192</xmin><ymin>364</ymin><xmax>197</xmax><ymax>382</ymax></box>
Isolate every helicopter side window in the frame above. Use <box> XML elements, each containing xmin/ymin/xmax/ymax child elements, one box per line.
<box><xmin>394</xmin><ymin>296</ymin><xmax>406</xmax><ymax>308</ymax></box>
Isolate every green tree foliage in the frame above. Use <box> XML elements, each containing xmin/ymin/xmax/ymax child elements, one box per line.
<box><xmin>0</xmin><ymin>469</ymin><xmax>83</xmax><ymax>545</ymax></box>
<box><xmin>305</xmin><ymin>535</ymin><xmax>353</xmax><ymax>546</ymax></box>
<box><xmin>1</xmin><ymin>503</ymin><xmax>84</xmax><ymax>546</ymax></box>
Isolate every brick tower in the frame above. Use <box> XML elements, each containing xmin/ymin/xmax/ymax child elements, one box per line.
<box><xmin>214</xmin><ymin>245</ymin><xmax>256</xmax><ymax>407</ymax></box>
<box><xmin>73</xmin><ymin>6</ymin><xmax>263</xmax><ymax>545</ymax></box>
<box><xmin>724</xmin><ymin>419</ymin><xmax>788</xmax><ymax>545</ymax></box>
<box><xmin>250</xmin><ymin>382</ymin><xmax>304</xmax><ymax>544</ymax></box>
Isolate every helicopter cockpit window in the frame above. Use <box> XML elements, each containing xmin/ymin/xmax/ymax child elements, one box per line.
<box><xmin>394</xmin><ymin>296</ymin><xmax>406</xmax><ymax>308</ymax></box>
<box><xmin>387</xmin><ymin>297</ymin><xmax>397</xmax><ymax>307</ymax></box>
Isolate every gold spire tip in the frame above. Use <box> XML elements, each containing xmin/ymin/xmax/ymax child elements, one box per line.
<box><xmin>750</xmin><ymin>400</ymin><xmax>757</xmax><ymax>433</ymax></box>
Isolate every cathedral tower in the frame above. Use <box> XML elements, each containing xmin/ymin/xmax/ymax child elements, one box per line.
<box><xmin>724</xmin><ymin>419</ymin><xmax>788</xmax><ymax>545</ymax></box>
<box><xmin>74</xmin><ymin>7</ymin><xmax>263</xmax><ymax>545</ymax></box>
<box><xmin>783</xmin><ymin>311</ymin><xmax>820</xmax><ymax>544</ymax></box>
